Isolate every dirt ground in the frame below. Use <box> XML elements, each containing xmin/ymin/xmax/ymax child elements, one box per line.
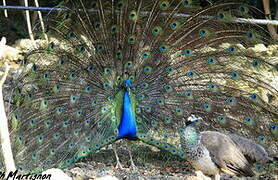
<box><xmin>63</xmin><ymin>143</ymin><xmax>277</xmax><ymax>180</ymax></box>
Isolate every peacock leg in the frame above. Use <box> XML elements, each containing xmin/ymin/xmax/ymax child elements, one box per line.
<box><xmin>112</xmin><ymin>144</ymin><xmax>123</xmax><ymax>169</ymax></box>
<box><xmin>125</xmin><ymin>141</ymin><xmax>138</xmax><ymax>171</ymax></box>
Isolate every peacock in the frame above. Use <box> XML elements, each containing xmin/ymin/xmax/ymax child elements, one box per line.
<box><xmin>1</xmin><ymin>0</ymin><xmax>277</xmax><ymax>175</ymax></box>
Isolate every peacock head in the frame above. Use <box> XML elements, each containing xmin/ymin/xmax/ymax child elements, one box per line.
<box><xmin>125</xmin><ymin>79</ymin><xmax>132</xmax><ymax>88</ymax></box>
<box><xmin>124</xmin><ymin>79</ymin><xmax>132</xmax><ymax>93</ymax></box>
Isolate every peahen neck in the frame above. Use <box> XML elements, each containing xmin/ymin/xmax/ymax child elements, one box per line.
<box><xmin>117</xmin><ymin>81</ymin><xmax>137</xmax><ymax>140</ymax></box>
<box><xmin>180</xmin><ymin>125</ymin><xmax>201</xmax><ymax>152</ymax></box>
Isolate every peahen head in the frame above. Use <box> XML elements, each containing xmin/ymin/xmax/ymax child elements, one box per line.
<box><xmin>180</xmin><ymin>115</ymin><xmax>202</xmax><ymax>151</ymax></box>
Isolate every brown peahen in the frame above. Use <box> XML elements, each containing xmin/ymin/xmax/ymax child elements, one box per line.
<box><xmin>180</xmin><ymin>115</ymin><xmax>277</xmax><ymax>180</ymax></box>
<box><xmin>1</xmin><ymin>0</ymin><xmax>277</xmax><ymax>175</ymax></box>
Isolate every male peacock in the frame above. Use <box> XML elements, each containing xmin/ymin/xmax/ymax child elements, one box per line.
<box><xmin>1</xmin><ymin>0</ymin><xmax>277</xmax><ymax>174</ymax></box>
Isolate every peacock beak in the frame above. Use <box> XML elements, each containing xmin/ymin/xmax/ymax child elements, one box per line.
<box><xmin>125</xmin><ymin>79</ymin><xmax>132</xmax><ymax>90</ymax></box>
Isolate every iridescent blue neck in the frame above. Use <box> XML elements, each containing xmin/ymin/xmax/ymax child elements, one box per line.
<box><xmin>117</xmin><ymin>80</ymin><xmax>137</xmax><ymax>139</ymax></box>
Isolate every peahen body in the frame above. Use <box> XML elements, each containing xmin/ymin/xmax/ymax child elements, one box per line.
<box><xmin>1</xmin><ymin>0</ymin><xmax>277</xmax><ymax>174</ymax></box>
<box><xmin>180</xmin><ymin>115</ymin><xmax>276</xmax><ymax>180</ymax></box>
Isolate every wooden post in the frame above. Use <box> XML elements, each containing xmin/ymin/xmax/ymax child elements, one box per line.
<box><xmin>263</xmin><ymin>0</ymin><xmax>278</xmax><ymax>40</ymax></box>
<box><xmin>0</xmin><ymin>39</ymin><xmax>16</xmax><ymax>173</ymax></box>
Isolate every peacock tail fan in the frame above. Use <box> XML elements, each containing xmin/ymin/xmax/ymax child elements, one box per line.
<box><xmin>3</xmin><ymin>0</ymin><xmax>277</xmax><ymax>173</ymax></box>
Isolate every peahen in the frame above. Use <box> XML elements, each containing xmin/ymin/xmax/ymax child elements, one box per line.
<box><xmin>1</xmin><ymin>0</ymin><xmax>277</xmax><ymax>174</ymax></box>
<box><xmin>180</xmin><ymin>115</ymin><xmax>276</xmax><ymax>180</ymax></box>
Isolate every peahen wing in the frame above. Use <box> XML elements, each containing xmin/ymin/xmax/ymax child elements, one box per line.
<box><xmin>201</xmin><ymin>131</ymin><xmax>255</xmax><ymax>177</ymax></box>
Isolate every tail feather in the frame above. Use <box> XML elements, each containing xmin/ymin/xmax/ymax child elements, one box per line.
<box><xmin>2</xmin><ymin>0</ymin><xmax>277</xmax><ymax>173</ymax></box>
